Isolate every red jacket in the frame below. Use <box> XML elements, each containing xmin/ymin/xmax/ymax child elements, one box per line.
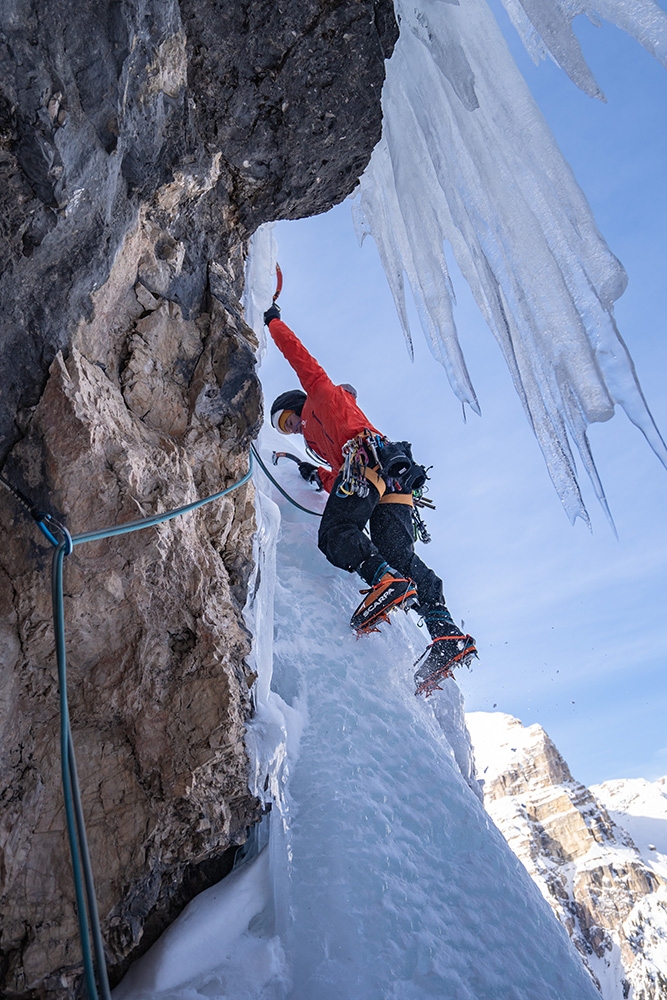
<box><xmin>268</xmin><ymin>318</ymin><xmax>382</xmax><ymax>493</ymax></box>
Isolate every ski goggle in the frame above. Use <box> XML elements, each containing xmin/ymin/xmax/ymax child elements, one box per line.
<box><xmin>273</xmin><ymin>409</ymin><xmax>295</xmax><ymax>434</ymax></box>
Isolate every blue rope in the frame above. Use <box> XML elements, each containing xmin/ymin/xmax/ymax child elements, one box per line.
<box><xmin>14</xmin><ymin>446</ymin><xmax>314</xmax><ymax>998</ymax></box>
<box><xmin>250</xmin><ymin>445</ymin><xmax>322</xmax><ymax>517</ymax></box>
<box><xmin>44</xmin><ymin>455</ymin><xmax>254</xmax><ymax>999</ymax></box>
<box><xmin>37</xmin><ymin>519</ymin><xmax>60</xmax><ymax>546</ymax></box>
<box><xmin>52</xmin><ymin>539</ymin><xmax>105</xmax><ymax>999</ymax></box>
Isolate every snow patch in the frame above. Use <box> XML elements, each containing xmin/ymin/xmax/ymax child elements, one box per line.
<box><xmin>112</xmin><ymin>850</ymin><xmax>281</xmax><ymax>998</ymax></box>
<box><xmin>592</xmin><ymin>776</ymin><xmax>667</xmax><ymax>881</ymax></box>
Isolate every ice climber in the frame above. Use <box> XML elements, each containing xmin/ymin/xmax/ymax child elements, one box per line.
<box><xmin>263</xmin><ymin>303</ymin><xmax>477</xmax><ymax>695</ymax></box>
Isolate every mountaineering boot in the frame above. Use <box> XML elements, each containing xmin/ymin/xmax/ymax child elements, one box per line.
<box><xmin>414</xmin><ymin>606</ymin><xmax>477</xmax><ymax>696</ymax></box>
<box><xmin>350</xmin><ymin>569</ymin><xmax>418</xmax><ymax>635</ymax></box>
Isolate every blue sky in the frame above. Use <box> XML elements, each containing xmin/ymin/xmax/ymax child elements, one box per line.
<box><xmin>259</xmin><ymin>5</ymin><xmax>667</xmax><ymax>787</ymax></box>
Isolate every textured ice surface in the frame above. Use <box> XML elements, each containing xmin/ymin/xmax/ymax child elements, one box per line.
<box><xmin>112</xmin><ymin>850</ymin><xmax>279</xmax><ymax>999</ymax></box>
<box><xmin>243</xmin><ymin>222</ymin><xmax>278</xmax><ymax>360</ymax></box>
<box><xmin>115</xmin><ymin>440</ymin><xmax>601</xmax><ymax>999</ymax></box>
<box><xmin>355</xmin><ymin>0</ymin><xmax>667</xmax><ymax>525</ymax></box>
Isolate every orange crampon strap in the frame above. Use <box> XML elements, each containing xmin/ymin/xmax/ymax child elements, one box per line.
<box><xmin>352</xmin><ymin>578</ymin><xmax>416</xmax><ymax>636</ymax></box>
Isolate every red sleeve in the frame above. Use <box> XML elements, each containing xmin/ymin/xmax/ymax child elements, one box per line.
<box><xmin>268</xmin><ymin>318</ymin><xmax>333</xmax><ymax>395</ymax></box>
<box><xmin>317</xmin><ymin>467</ymin><xmax>337</xmax><ymax>494</ymax></box>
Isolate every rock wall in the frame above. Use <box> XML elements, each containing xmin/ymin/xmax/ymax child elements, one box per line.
<box><xmin>467</xmin><ymin>712</ymin><xmax>667</xmax><ymax>1000</ymax></box>
<box><xmin>0</xmin><ymin>2</ymin><xmax>397</xmax><ymax>997</ymax></box>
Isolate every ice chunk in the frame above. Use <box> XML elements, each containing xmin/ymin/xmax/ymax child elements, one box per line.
<box><xmin>112</xmin><ymin>850</ymin><xmax>272</xmax><ymax>997</ymax></box>
<box><xmin>355</xmin><ymin>0</ymin><xmax>667</xmax><ymax>524</ymax></box>
<box><xmin>244</xmin><ymin>223</ymin><xmax>279</xmax><ymax>358</ymax></box>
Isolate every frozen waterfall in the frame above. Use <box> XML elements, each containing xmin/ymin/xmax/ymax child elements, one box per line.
<box><xmin>114</xmin><ymin>438</ymin><xmax>601</xmax><ymax>999</ymax></box>
<box><xmin>354</xmin><ymin>0</ymin><xmax>667</xmax><ymax>525</ymax></box>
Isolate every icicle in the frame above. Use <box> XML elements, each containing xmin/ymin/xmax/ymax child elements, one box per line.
<box><xmin>243</xmin><ymin>222</ymin><xmax>278</xmax><ymax>358</ymax></box>
<box><xmin>355</xmin><ymin>0</ymin><xmax>667</xmax><ymax>523</ymax></box>
<box><xmin>500</xmin><ymin>0</ymin><xmax>667</xmax><ymax>98</ymax></box>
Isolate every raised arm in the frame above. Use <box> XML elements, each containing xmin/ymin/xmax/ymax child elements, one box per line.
<box><xmin>266</xmin><ymin>315</ymin><xmax>332</xmax><ymax>395</ymax></box>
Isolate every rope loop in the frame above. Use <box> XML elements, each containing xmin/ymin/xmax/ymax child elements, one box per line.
<box><xmin>2</xmin><ymin>444</ymin><xmax>325</xmax><ymax>998</ymax></box>
<box><xmin>3</xmin><ymin>450</ymin><xmax>255</xmax><ymax>1000</ymax></box>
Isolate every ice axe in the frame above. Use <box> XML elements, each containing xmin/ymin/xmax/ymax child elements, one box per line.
<box><xmin>273</xmin><ymin>262</ymin><xmax>283</xmax><ymax>303</ymax></box>
<box><xmin>271</xmin><ymin>451</ymin><xmax>302</xmax><ymax>466</ymax></box>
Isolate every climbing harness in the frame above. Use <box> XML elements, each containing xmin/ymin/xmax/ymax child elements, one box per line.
<box><xmin>335</xmin><ymin>434</ymin><xmax>434</xmax><ymax>545</ymax></box>
<box><xmin>4</xmin><ymin>459</ymin><xmax>254</xmax><ymax>1000</ymax></box>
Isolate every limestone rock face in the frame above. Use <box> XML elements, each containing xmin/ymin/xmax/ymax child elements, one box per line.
<box><xmin>0</xmin><ymin>2</ymin><xmax>397</xmax><ymax>997</ymax></box>
<box><xmin>467</xmin><ymin>712</ymin><xmax>667</xmax><ymax>1000</ymax></box>
<box><xmin>0</xmin><ymin>0</ymin><xmax>396</xmax><ymax>459</ymax></box>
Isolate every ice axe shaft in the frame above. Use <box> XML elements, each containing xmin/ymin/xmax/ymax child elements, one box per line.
<box><xmin>273</xmin><ymin>263</ymin><xmax>283</xmax><ymax>303</ymax></box>
<box><xmin>271</xmin><ymin>450</ymin><xmax>302</xmax><ymax>466</ymax></box>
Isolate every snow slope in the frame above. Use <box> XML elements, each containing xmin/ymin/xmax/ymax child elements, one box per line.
<box><xmin>114</xmin><ymin>439</ymin><xmax>601</xmax><ymax>1000</ymax></box>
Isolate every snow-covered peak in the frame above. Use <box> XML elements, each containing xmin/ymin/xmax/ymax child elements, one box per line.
<box><xmin>592</xmin><ymin>776</ymin><xmax>667</xmax><ymax>883</ymax></box>
<box><xmin>468</xmin><ymin>711</ymin><xmax>667</xmax><ymax>999</ymax></box>
<box><xmin>467</xmin><ymin>710</ymin><xmax>575</xmax><ymax>791</ymax></box>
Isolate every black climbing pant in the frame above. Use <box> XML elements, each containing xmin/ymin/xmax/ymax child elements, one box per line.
<box><xmin>317</xmin><ymin>474</ymin><xmax>444</xmax><ymax>609</ymax></box>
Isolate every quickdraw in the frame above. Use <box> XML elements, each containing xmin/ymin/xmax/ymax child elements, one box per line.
<box><xmin>411</xmin><ymin>484</ymin><xmax>435</xmax><ymax>543</ymax></box>
<box><xmin>337</xmin><ymin>431</ymin><xmax>383</xmax><ymax>498</ymax></box>
<box><xmin>411</xmin><ymin>505</ymin><xmax>432</xmax><ymax>544</ymax></box>
<box><xmin>0</xmin><ymin>471</ymin><xmax>70</xmax><ymax>547</ymax></box>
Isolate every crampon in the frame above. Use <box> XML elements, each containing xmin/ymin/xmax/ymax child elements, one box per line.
<box><xmin>414</xmin><ymin>634</ymin><xmax>477</xmax><ymax>697</ymax></box>
<box><xmin>350</xmin><ymin>573</ymin><xmax>417</xmax><ymax>636</ymax></box>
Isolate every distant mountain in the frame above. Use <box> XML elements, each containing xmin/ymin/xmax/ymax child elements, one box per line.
<box><xmin>466</xmin><ymin>712</ymin><xmax>667</xmax><ymax>1000</ymax></box>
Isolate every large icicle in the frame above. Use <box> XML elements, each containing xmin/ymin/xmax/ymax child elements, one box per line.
<box><xmin>499</xmin><ymin>0</ymin><xmax>667</xmax><ymax>99</ymax></box>
<box><xmin>355</xmin><ymin>0</ymin><xmax>667</xmax><ymax>525</ymax></box>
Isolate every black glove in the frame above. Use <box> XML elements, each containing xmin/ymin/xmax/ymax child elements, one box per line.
<box><xmin>298</xmin><ymin>462</ymin><xmax>322</xmax><ymax>490</ymax></box>
<box><xmin>264</xmin><ymin>303</ymin><xmax>281</xmax><ymax>326</ymax></box>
